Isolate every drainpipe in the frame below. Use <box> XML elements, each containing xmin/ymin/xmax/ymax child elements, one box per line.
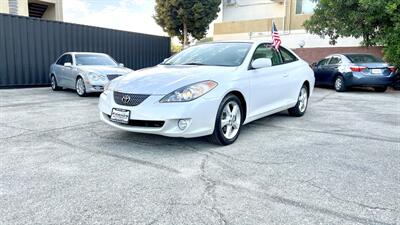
<box><xmin>283</xmin><ymin>0</ymin><xmax>287</xmax><ymax>33</ymax></box>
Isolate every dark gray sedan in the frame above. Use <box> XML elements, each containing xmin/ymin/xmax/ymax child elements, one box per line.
<box><xmin>313</xmin><ymin>54</ymin><xmax>396</xmax><ymax>92</ymax></box>
<box><xmin>49</xmin><ymin>52</ymin><xmax>133</xmax><ymax>96</ymax></box>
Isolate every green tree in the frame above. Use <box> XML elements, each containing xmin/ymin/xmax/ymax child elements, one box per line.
<box><xmin>304</xmin><ymin>0</ymin><xmax>400</xmax><ymax>67</ymax></box>
<box><xmin>154</xmin><ymin>0</ymin><xmax>221</xmax><ymax>47</ymax></box>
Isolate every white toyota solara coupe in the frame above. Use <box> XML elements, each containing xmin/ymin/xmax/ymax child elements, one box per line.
<box><xmin>99</xmin><ymin>41</ymin><xmax>315</xmax><ymax>145</ymax></box>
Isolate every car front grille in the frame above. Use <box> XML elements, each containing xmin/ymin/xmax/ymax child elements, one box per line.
<box><xmin>107</xmin><ymin>74</ymin><xmax>122</xmax><ymax>81</ymax></box>
<box><xmin>113</xmin><ymin>92</ymin><xmax>150</xmax><ymax>106</ymax></box>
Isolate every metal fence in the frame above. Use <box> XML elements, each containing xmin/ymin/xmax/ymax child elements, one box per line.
<box><xmin>0</xmin><ymin>13</ymin><xmax>171</xmax><ymax>87</ymax></box>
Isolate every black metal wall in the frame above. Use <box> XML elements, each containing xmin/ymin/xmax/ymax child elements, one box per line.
<box><xmin>0</xmin><ymin>13</ymin><xmax>171</xmax><ymax>87</ymax></box>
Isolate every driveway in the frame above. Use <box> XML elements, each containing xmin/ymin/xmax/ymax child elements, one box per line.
<box><xmin>0</xmin><ymin>87</ymin><xmax>399</xmax><ymax>225</ymax></box>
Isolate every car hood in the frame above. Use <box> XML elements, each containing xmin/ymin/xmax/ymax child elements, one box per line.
<box><xmin>78</xmin><ymin>66</ymin><xmax>133</xmax><ymax>75</ymax></box>
<box><xmin>112</xmin><ymin>65</ymin><xmax>237</xmax><ymax>95</ymax></box>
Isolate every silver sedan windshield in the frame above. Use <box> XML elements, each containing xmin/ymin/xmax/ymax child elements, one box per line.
<box><xmin>164</xmin><ymin>42</ymin><xmax>252</xmax><ymax>67</ymax></box>
<box><xmin>75</xmin><ymin>54</ymin><xmax>117</xmax><ymax>66</ymax></box>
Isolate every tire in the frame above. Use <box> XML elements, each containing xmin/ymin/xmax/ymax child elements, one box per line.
<box><xmin>334</xmin><ymin>75</ymin><xmax>346</xmax><ymax>92</ymax></box>
<box><xmin>208</xmin><ymin>95</ymin><xmax>243</xmax><ymax>146</ymax></box>
<box><xmin>374</xmin><ymin>86</ymin><xmax>387</xmax><ymax>92</ymax></box>
<box><xmin>50</xmin><ymin>75</ymin><xmax>61</xmax><ymax>91</ymax></box>
<box><xmin>288</xmin><ymin>84</ymin><xmax>309</xmax><ymax>117</ymax></box>
<box><xmin>75</xmin><ymin>77</ymin><xmax>87</xmax><ymax>97</ymax></box>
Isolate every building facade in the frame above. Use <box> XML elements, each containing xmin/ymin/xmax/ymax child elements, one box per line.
<box><xmin>214</xmin><ymin>0</ymin><xmax>382</xmax><ymax>62</ymax></box>
<box><xmin>0</xmin><ymin>0</ymin><xmax>63</xmax><ymax>21</ymax></box>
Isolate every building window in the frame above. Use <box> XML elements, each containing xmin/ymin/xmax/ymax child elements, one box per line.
<box><xmin>8</xmin><ymin>0</ymin><xmax>18</xmax><ymax>15</ymax></box>
<box><xmin>296</xmin><ymin>0</ymin><xmax>317</xmax><ymax>14</ymax></box>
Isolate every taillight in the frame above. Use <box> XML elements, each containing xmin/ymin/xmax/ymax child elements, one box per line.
<box><xmin>350</xmin><ymin>66</ymin><xmax>367</xmax><ymax>72</ymax></box>
<box><xmin>389</xmin><ymin>66</ymin><xmax>396</xmax><ymax>73</ymax></box>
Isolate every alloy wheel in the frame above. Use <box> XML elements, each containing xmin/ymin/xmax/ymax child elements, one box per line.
<box><xmin>220</xmin><ymin>101</ymin><xmax>241</xmax><ymax>140</ymax></box>
<box><xmin>298</xmin><ymin>87</ymin><xmax>308</xmax><ymax>113</ymax></box>
<box><xmin>51</xmin><ymin>76</ymin><xmax>56</xmax><ymax>89</ymax></box>
<box><xmin>335</xmin><ymin>77</ymin><xmax>343</xmax><ymax>91</ymax></box>
<box><xmin>76</xmin><ymin>78</ymin><xmax>85</xmax><ymax>96</ymax></box>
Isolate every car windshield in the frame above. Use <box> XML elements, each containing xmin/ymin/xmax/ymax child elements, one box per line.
<box><xmin>75</xmin><ymin>54</ymin><xmax>117</xmax><ymax>66</ymax></box>
<box><xmin>346</xmin><ymin>54</ymin><xmax>384</xmax><ymax>63</ymax></box>
<box><xmin>163</xmin><ymin>42</ymin><xmax>252</xmax><ymax>67</ymax></box>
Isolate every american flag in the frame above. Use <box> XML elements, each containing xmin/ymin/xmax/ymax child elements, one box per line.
<box><xmin>272</xmin><ymin>22</ymin><xmax>281</xmax><ymax>50</ymax></box>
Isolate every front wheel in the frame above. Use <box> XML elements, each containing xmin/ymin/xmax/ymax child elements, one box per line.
<box><xmin>208</xmin><ymin>95</ymin><xmax>243</xmax><ymax>146</ymax></box>
<box><xmin>51</xmin><ymin>75</ymin><xmax>61</xmax><ymax>91</ymax></box>
<box><xmin>288</xmin><ymin>84</ymin><xmax>309</xmax><ymax>117</ymax></box>
<box><xmin>76</xmin><ymin>77</ymin><xmax>87</xmax><ymax>97</ymax></box>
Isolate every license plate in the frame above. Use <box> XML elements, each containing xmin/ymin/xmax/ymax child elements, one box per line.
<box><xmin>371</xmin><ymin>69</ymin><xmax>382</xmax><ymax>74</ymax></box>
<box><xmin>110</xmin><ymin>108</ymin><xmax>130</xmax><ymax>124</ymax></box>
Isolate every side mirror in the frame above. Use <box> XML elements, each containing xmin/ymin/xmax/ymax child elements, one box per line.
<box><xmin>251</xmin><ymin>58</ymin><xmax>272</xmax><ymax>69</ymax></box>
<box><xmin>64</xmin><ymin>62</ymin><xmax>72</xmax><ymax>67</ymax></box>
<box><xmin>118</xmin><ymin>63</ymin><xmax>124</xmax><ymax>67</ymax></box>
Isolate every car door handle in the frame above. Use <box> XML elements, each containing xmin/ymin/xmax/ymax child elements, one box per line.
<box><xmin>283</xmin><ymin>74</ymin><xmax>289</xmax><ymax>78</ymax></box>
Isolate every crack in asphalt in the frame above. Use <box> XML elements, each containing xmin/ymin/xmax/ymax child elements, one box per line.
<box><xmin>249</xmin><ymin>123</ymin><xmax>400</xmax><ymax>144</ymax></box>
<box><xmin>207</xmin><ymin>150</ymin><xmax>297</xmax><ymax>166</ymax></box>
<box><xmin>0</xmin><ymin>121</ymin><xmax>102</xmax><ymax>140</ymax></box>
<box><xmin>199</xmin><ymin>155</ymin><xmax>228</xmax><ymax>225</ymax></box>
<box><xmin>48</xmin><ymin>134</ymin><xmax>181</xmax><ymax>175</ymax></box>
<box><xmin>214</xmin><ymin>180</ymin><xmax>397</xmax><ymax>225</ymax></box>
<box><xmin>308</xmin><ymin>182</ymin><xmax>396</xmax><ymax>212</ymax></box>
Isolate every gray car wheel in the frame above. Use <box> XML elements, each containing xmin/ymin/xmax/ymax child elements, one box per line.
<box><xmin>51</xmin><ymin>75</ymin><xmax>61</xmax><ymax>91</ymax></box>
<box><xmin>208</xmin><ymin>94</ymin><xmax>243</xmax><ymax>146</ymax></box>
<box><xmin>288</xmin><ymin>84</ymin><xmax>309</xmax><ymax>117</ymax></box>
<box><xmin>76</xmin><ymin>77</ymin><xmax>87</xmax><ymax>97</ymax></box>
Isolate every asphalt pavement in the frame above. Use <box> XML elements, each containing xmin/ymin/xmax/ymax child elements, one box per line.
<box><xmin>0</xmin><ymin>87</ymin><xmax>399</xmax><ymax>225</ymax></box>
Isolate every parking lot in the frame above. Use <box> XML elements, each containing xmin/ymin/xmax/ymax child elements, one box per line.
<box><xmin>0</xmin><ymin>87</ymin><xmax>399</xmax><ymax>225</ymax></box>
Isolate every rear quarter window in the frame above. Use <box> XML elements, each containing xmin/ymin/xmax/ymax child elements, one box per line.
<box><xmin>280</xmin><ymin>47</ymin><xmax>298</xmax><ymax>63</ymax></box>
<box><xmin>346</xmin><ymin>55</ymin><xmax>384</xmax><ymax>63</ymax></box>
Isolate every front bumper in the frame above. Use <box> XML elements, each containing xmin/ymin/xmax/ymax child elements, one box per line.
<box><xmin>345</xmin><ymin>73</ymin><xmax>395</xmax><ymax>87</ymax></box>
<box><xmin>98</xmin><ymin>92</ymin><xmax>221</xmax><ymax>138</ymax></box>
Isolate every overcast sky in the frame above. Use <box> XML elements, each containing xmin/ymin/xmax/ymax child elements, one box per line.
<box><xmin>63</xmin><ymin>0</ymin><xmax>221</xmax><ymax>38</ymax></box>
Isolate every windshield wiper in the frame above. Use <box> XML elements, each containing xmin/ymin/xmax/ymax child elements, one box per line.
<box><xmin>181</xmin><ymin>62</ymin><xmax>207</xmax><ymax>66</ymax></box>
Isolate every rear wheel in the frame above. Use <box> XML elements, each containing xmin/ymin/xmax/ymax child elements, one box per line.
<box><xmin>76</xmin><ymin>77</ymin><xmax>87</xmax><ymax>97</ymax></box>
<box><xmin>334</xmin><ymin>75</ymin><xmax>346</xmax><ymax>92</ymax></box>
<box><xmin>288</xmin><ymin>84</ymin><xmax>309</xmax><ymax>117</ymax></box>
<box><xmin>50</xmin><ymin>75</ymin><xmax>61</xmax><ymax>91</ymax></box>
<box><xmin>374</xmin><ymin>86</ymin><xmax>387</xmax><ymax>92</ymax></box>
<box><xmin>208</xmin><ymin>95</ymin><xmax>243</xmax><ymax>146</ymax></box>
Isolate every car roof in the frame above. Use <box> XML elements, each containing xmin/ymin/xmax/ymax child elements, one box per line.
<box><xmin>64</xmin><ymin>52</ymin><xmax>108</xmax><ymax>55</ymax></box>
<box><xmin>214</xmin><ymin>40</ymin><xmax>273</xmax><ymax>45</ymax></box>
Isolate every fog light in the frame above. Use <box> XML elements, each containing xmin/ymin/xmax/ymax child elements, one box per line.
<box><xmin>178</xmin><ymin>119</ymin><xmax>189</xmax><ymax>130</ymax></box>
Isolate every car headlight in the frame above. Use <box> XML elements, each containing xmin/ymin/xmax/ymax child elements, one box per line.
<box><xmin>160</xmin><ymin>80</ymin><xmax>218</xmax><ymax>103</ymax></box>
<box><xmin>88</xmin><ymin>72</ymin><xmax>105</xmax><ymax>81</ymax></box>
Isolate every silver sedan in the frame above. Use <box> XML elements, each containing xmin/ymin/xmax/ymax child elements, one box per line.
<box><xmin>49</xmin><ymin>52</ymin><xmax>133</xmax><ymax>96</ymax></box>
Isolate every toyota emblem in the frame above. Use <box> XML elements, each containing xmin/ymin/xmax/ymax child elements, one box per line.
<box><xmin>121</xmin><ymin>95</ymin><xmax>131</xmax><ymax>104</ymax></box>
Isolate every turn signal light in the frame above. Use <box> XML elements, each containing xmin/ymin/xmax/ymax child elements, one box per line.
<box><xmin>350</xmin><ymin>66</ymin><xmax>367</xmax><ymax>72</ymax></box>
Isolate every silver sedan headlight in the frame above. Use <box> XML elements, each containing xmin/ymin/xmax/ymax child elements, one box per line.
<box><xmin>160</xmin><ymin>80</ymin><xmax>218</xmax><ymax>103</ymax></box>
<box><xmin>87</xmin><ymin>72</ymin><xmax>106</xmax><ymax>81</ymax></box>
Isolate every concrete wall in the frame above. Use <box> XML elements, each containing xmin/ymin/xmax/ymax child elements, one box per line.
<box><xmin>0</xmin><ymin>1</ymin><xmax>10</xmax><ymax>14</ymax></box>
<box><xmin>223</xmin><ymin>0</ymin><xmax>284</xmax><ymax>21</ymax></box>
<box><xmin>213</xmin><ymin>0</ymin><xmax>362</xmax><ymax>49</ymax></box>
<box><xmin>0</xmin><ymin>0</ymin><xmax>62</xmax><ymax>21</ymax></box>
<box><xmin>293</xmin><ymin>46</ymin><xmax>384</xmax><ymax>64</ymax></box>
<box><xmin>29</xmin><ymin>0</ymin><xmax>63</xmax><ymax>21</ymax></box>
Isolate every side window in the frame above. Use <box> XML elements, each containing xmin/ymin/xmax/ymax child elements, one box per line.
<box><xmin>56</xmin><ymin>55</ymin><xmax>66</xmax><ymax>65</ymax></box>
<box><xmin>328</xmin><ymin>57</ymin><xmax>341</xmax><ymax>65</ymax></box>
<box><xmin>64</xmin><ymin>55</ymin><xmax>73</xmax><ymax>64</ymax></box>
<box><xmin>317</xmin><ymin>58</ymin><xmax>329</xmax><ymax>67</ymax></box>
<box><xmin>251</xmin><ymin>44</ymin><xmax>282</xmax><ymax>67</ymax></box>
<box><xmin>280</xmin><ymin>47</ymin><xmax>298</xmax><ymax>63</ymax></box>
